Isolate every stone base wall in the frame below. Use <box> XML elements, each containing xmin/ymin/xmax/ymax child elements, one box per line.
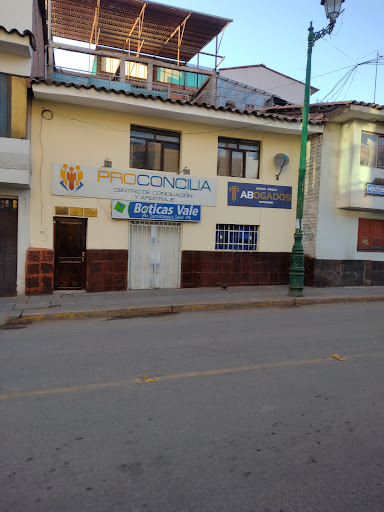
<box><xmin>304</xmin><ymin>256</ymin><xmax>315</xmax><ymax>287</ymax></box>
<box><xmin>25</xmin><ymin>248</ymin><xmax>54</xmax><ymax>295</ymax></box>
<box><xmin>86</xmin><ymin>249</ymin><xmax>128</xmax><ymax>293</ymax></box>
<box><xmin>305</xmin><ymin>257</ymin><xmax>384</xmax><ymax>287</ymax></box>
<box><xmin>181</xmin><ymin>251</ymin><xmax>290</xmax><ymax>288</ymax></box>
<box><xmin>26</xmin><ymin>251</ymin><xmax>383</xmax><ymax>293</ymax></box>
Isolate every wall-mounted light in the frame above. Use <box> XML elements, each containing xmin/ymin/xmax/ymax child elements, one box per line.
<box><xmin>178</xmin><ymin>167</ymin><xmax>190</xmax><ymax>175</ymax></box>
<box><xmin>103</xmin><ymin>158</ymin><xmax>112</xmax><ymax>167</ymax></box>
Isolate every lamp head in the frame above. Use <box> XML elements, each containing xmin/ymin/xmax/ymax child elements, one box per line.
<box><xmin>321</xmin><ymin>0</ymin><xmax>345</xmax><ymax>21</ymax></box>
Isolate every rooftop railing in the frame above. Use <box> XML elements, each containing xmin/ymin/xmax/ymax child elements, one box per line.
<box><xmin>49</xmin><ymin>65</ymin><xmax>195</xmax><ymax>101</ymax></box>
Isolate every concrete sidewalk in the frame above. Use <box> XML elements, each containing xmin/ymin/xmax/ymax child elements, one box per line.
<box><xmin>1</xmin><ymin>285</ymin><xmax>384</xmax><ymax>325</ymax></box>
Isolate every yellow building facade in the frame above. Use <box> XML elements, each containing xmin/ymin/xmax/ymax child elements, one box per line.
<box><xmin>25</xmin><ymin>81</ymin><xmax>323</xmax><ymax>293</ymax></box>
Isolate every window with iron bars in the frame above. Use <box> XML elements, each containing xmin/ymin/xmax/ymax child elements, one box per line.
<box><xmin>215</xmin><ymin>224</ymin><xmax>258</xmax><ymax>251</ymax></box>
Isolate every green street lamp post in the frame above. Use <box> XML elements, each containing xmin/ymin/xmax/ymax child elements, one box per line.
<box><xmin>288</xmin><ymin>0</ymin><xmax>345</xmax><ymax>297</ymax></box>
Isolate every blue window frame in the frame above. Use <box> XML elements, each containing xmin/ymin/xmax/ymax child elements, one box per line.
<box><xmin>155</xmin><ymin>67</ymin><xmax>208</xmax><ymax>88</ymax></box>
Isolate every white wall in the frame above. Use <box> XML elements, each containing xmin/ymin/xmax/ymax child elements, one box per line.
<box><xmin>316</xmin><ymin>122</ymin><xmax>384</xmax><ymax>261</ymax></box>
<box><xmin>0</xmin><ymin>45</ymin><xmax>31</xmax><ymax>76</ymax></box>
<box><xmin>0</xmin><ymin>0</ymin><xmax>33</xmax><ymax>34</ymax></box>
<box><xmin>220</xmin><ymin>66</ymin><xmax>309</xmax><ymax>105</ymax></box>
<box><xmin>0</xmin><ymin>0</ymin><xmax>33</xmax><ymax>76</ymax></box>
<box><xmin>0</xmin><ymin>138</ymin><xmax>30</xmax><ymax>187</ymax></box>
<box><xmin>336</xmin><ymin>120</ymin><xmax>384</xmax><ymax>211</ymax></box>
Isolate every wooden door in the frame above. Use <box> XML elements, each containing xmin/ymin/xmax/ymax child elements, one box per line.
<box><xmin>0</xmin><ymin>198</ymin><xmax>18</xmax><ymax>297</ymax></box>
<box><xmin>54</xmin><ymin>217</ymin><xmax>87</xmax><ymax>290</ymax></box>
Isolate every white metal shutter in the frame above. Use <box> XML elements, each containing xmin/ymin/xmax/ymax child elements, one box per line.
<box><xmin>129</xmin><ymin>222</ymin><xmax>152</xmax><ymax>289</ymax></box>
<box><xmin>156</xmin><ymin>223</ymin><xmax>181</xmax><ymax>288</ymax></box>
<box><xmin>129</xmin><ymin>221</ymin><xmax>181</xmax><ymax>289</ymax></box>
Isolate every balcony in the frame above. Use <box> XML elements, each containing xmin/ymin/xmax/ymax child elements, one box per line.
<box><xmin>47</xmin><ymin>44</ymin><xmax>211</xmax><ymax>102</ymax></box>
<box><xmin>51</xmin><ymin>67</ymin><xmax>172</xmax><ymax>99</ymax></box>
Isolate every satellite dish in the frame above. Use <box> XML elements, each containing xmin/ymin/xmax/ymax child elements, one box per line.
<box><xmin>274</xmin><ymin>153</ymin><xmax>289</xmax><ymax>167</ymax></box>
<box><xmin>274</xmin><ymin>153</ymin><xmax>289</xmax><ymax>180</ymax></box>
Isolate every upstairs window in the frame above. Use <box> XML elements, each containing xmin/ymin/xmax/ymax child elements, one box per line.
<box><xmin>155</xmin><ymin>67</ymin><xmax>208</xmax><ymax>88</ymax></box>
<box><xmin>0</xmin><ymin>73</ymin><xmax>27</xmax><ymax>139</ymax></box>
<box><xmin>100</xmin><ymin>58</ymin><xmax>148</xmax><ymax>80</ymax></box>
<box><xmin>217</xmin><ymin>137</ymin><xmax>260</xmax><ymax>179</ymax></box>
<box><xmin>361</xmin><ymin>132</ymin><xmax>384</xmax><ymax>168</ymax></box>
<box><xmin>100</xmin><ymin>57</ymin><xmax>120</xmax><ymax>75</ymax></box>
<box><xmin>125</xmin><ymin>62</ymin><xmax>147</xmax><ymax>80</ymax></box>
<box><xmin>130</xmin><ymin>126</ymin><xmax>180</xmax><ymax>173</ymax></box>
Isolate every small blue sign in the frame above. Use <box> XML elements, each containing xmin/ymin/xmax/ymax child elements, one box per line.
<box><xmin>112</xmin><ymin>200</ymin><xmax>201</xmax><ymax>222</ymax></box>
<box><xmin>228</xmin><ymin>182</ymin><xmax>292</xmax><ymax>209</ymax></box>
<box><xmin>367</xmin><ymin>184</ymin><xmax>384</xmax><ymax>196</ymax></box>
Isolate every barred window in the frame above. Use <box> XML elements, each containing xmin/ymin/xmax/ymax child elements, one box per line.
<box><xmin>215</xmin><ymin>224</ymin><xmax>258</xmax><ymax>251</ymax></box>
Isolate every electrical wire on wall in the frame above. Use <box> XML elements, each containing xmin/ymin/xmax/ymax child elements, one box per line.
<box><xmin>39</xmin><ymin>110</ymin><xmax>44</xmax><ymax>224</ymax></box>
<box><xmin>42</xmin><ymin>108</ymin><xmax>306</xmax><ymax>138</ymax></box>
<box><xmin>39</xmin><ymin>108</ymin><xmax>54</xmax><ymax>225</ymax></box>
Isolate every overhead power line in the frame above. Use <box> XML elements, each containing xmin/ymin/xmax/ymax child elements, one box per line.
<box><xmin>319</xmin><ymin>56</ymin><xmax>384</xmax><ymax>103</ymax></box>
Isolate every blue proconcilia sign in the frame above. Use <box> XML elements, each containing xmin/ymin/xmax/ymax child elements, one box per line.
<box><xmin>228</xmin><ymin>182</ymin><xmax>292</xmax><ymax>209</ymax></box>
<box><xmin>112</xmin><ymin>200</ymin><xmax>201</xmax><ymax>222</ymax></box>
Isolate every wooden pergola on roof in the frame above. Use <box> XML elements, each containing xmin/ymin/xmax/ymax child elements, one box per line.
<box><xmin>48</xmin><ymin>0</ymin><xmax>232</xmax><ymax>64</ymax></box>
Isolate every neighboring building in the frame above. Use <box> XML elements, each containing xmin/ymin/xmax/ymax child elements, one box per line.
<box><xmin>0</xmin><ymin>0</ymin><xmax>44</xmax><ymax>296</ymax></box>
<box><xmin>265</xmin><ymin>101</ymin><xmax>384</xmax><ymax>287</ymax></box>
<box><xmin>219</xmin><ymin>64</ymin><xmax>318</xmax><ymax>106</ymax></box>
<box><xmin>19</xmin><ymin>0</ymin><xmax>325</xmax><ymax>295</ymax></box>
<box><xmin>195</xmin><ymin>74</ymin><xmax>290</xmax><ymax>110</ymax></box>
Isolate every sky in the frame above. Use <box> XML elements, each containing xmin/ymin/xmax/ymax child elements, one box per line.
<box><xmin>149</xmin><ymin>0</ymin><xmax>384</xmax><ymax>105</ymax></box>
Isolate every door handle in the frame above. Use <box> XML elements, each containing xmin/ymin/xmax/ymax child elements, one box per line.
<box><xmin>82</xmin><ymin>251</ymin><xmax>85</xmax><ymax>262</ymax></box>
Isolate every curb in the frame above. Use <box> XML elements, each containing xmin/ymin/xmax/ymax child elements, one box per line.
<box><xmin>294</xmin><ymin>295</ymin><xmax>384</xmax><ymax>306</ymax></box>
<box><xmin>172</xmin><ymin>299</ymin><xmax>295</xmax><ymax>313</ymax></box>
<box><xmin>6</xmin><ymin>294</ymin><xmax>384</xmax><ymax>324</ymax></box>
<box><xmin>8</xmin><ymin>305</ymin><xmax>175</xmax><ymax>324</ymax></box>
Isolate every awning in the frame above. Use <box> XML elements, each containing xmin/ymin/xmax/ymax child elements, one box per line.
<box><xmin>50</xmin><ymin>0</ymin><xmax>232</xmax><ymax>62</ymax></box>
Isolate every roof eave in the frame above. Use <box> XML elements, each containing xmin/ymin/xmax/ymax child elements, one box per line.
<box><xmin>31</xmin><ymin>80</ymin><xmax>324</xmax><ymax>135</ymax></box>
<box><xmin>330</xmin><ymin>104</ymin><xmax>384</xmax><ymax>124</ymax></box>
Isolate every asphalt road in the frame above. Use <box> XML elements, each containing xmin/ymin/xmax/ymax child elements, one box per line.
<box><xmin>1</xmin><ymin>303</ymin><xmax>383</xmax><ymax>512</ymax></box>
